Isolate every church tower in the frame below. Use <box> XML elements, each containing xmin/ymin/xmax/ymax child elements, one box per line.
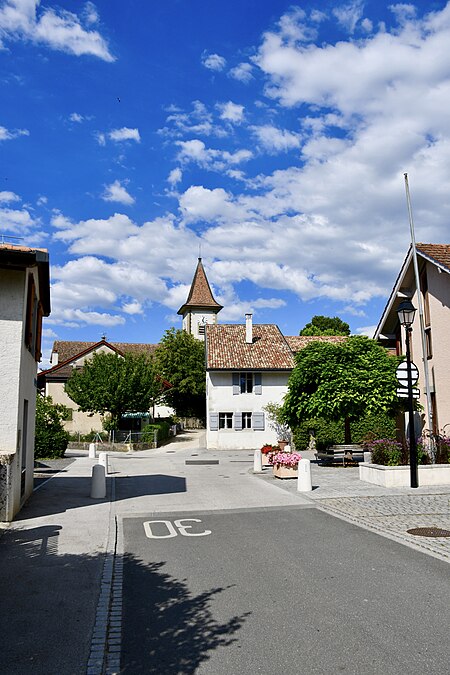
<box><xmin>177</xmin><ymin>258</ymin><xmax>222</xmax><ymax>340</ymax></box>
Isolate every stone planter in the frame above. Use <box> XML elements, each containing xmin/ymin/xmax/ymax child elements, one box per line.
<box><xmin>277</xmin><ymin>440</ymin><xmax>289</xmax><ymax>451</ymax></box>
<box><xmin>261</xmin><ymin>453</ymin><xmax>273</xmax><ymax>467</ymax></box>
<box><xmin>359</xmin><ymin>462</ymin><xmax>450</xmax><ymax>487</ymax></box>
<box><xmin>273</xmin><ymin>464</ymin><xmax>298</xmax><ymax>479</ymax></box>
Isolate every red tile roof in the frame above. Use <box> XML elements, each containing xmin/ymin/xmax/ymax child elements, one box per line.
<box><xmin>53</xmin><ymin>340</ymin><xmax>157</xmax><ymax>363</ymax></box>
<box><xmin>177</xmin><ymin>258</ymin><xmax>222</xmax><ymax>314</ymax></box>
<box><xmin>285</xmin><ymin>335</ymin><xmax>347</xmax><ymax>352</ymax></box>
<box><xmin>417</xmin><ymin>243</ymin><xmax>450</xmax><ymax>271</ymax></box>
<box><xmin>206</xmin><ymin>324</ymin><xmax>295</xmax><ymax>370</ymax></box>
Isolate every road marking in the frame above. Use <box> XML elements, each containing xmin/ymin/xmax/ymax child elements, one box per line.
<box><xmin>143</xmin><ymin>518</ymin><xmax>211</xmax><ymax>539</ymax></box>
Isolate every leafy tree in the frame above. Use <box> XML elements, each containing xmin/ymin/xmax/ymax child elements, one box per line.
<box><xmin>65</xmin><ymin>351</ymin><xmax>162</xmax><ymax>429</ymax></box>
<box><xmin>283</xmin><ymin>336</ymin><xmax>399</xmax><ymax>443</ymax></box>
<box><xmin>35</xmin><ymin>395</ymin><xmax>69</xmax><ymax>459</ymax></box>
<box><xmin>299</xmin><ymin>315</ymin><xmax>350</xmax><ymax>336</ymax></box>
<box><xmin>154</xmin><ymin>328</ymin><xmax>206</xmax><ymax>419</ymax></box>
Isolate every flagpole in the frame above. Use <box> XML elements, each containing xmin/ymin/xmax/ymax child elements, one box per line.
<box><xmin>403</xmin><ymin>173</ymin><xmax>434</xmax><ymax>457</ymax></box>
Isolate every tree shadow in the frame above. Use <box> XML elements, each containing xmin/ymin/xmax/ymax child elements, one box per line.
<box><xmin>121</xmin><ymin>555</ymin><xmax>250</xmax><ymax>674</ymax></box>
<box><xmin>0</xmin><ymin>524</ymin><xmax>250</xmax><ymax>675</ymax></box>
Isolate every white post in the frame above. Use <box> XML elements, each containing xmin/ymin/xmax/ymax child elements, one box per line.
<box><xmin>88</xmin><ymin>443</ymin><xmax>96</xmax><ymax>459</ymax></box>
<box><xmin>98</xmin><ymin>452</ymin><xmax>109</xmax><ymax>475</ymax></box>
<box><xmin>90</xmin><ymin>464</ymin><xmax>106</xmax><ymax>498</ymax></box>
<box><xmin>253</xmin><ymin>448</ymin><xmax>262</xmax><ymax>473</ymax></box>
<box><xmin>297</xmin><ymin>458</ymin><xmax>312</xmax><ymax>492</ymax></box>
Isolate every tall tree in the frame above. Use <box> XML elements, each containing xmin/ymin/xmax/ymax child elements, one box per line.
<box><xmin>283</xmin><ymin>336</ymin><xmax>399</xmax><ymax>443</ymax></box>
<box><xmin>154</xmin><ymin>328</ymin><xmax>206</xmax><ymax>419</ymax></box>
<box><xmin>65</xmin><ymin>351</ymin><xmax>162</xmax><ymax>429</ymax></box>
<box><xmin>299</xmin><ymin>315</ymin><xmax>350</xmax><ymax>336</ymax></box>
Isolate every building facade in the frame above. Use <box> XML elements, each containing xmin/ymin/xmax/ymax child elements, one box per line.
<box><xmin>0</xmin><ymin>244</ymin><xmax>50</xmax><ymax>521</ymax></box>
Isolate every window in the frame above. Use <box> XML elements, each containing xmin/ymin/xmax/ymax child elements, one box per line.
<box><xmin>198</xmin><ymin>324</ymin><xmax>205</xmax><ymax>335</ymax></box>
<box><xmin>219</xmin><ymin>412</ymin><xmax>233</xmax><ymax>429</ymax></box>
<box><xmin>240</xmin><ymin>372</ymin><xmax>253</xmax><ymax>393</ymax></box>
<box><xmin>420</xmin><ymin>269</ymin><xmax>430</xmax><ymax>327</ymax></box>
<box><xmin>24</xmin><ymin>274</ymin><xmax>43</xmax><ymax>361</ymax></box>
<box><xmin>425</xmin><ymin>327</ymin><xmax>432</xmax><ymax>359</ymax></box>
<box><xmin>242</xmin><ymin>412</ymin><xmax>252</xmax><ymax>429</ymax></box>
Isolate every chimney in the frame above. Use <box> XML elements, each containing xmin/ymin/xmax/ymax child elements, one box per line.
<box><xmin>245</xmin><ymin>313</ymin><xmax>253</xmax><ymax>344</ymax></box>
<box><xmin>51</xmin><ymin>350</ymin><xmax>58</xmax><ymax>366</ymax></box>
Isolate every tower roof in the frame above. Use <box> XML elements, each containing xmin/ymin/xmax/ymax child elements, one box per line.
<box><xmin>177</xmin><ymin>258</ymin><xmax>223</xmax><ymax>315</ymax></box>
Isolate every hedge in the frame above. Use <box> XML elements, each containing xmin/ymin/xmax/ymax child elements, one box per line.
<box><xmin>292</xmin><ymin>413</ymin><xmax>398</xmax><ymax>452</ymax></box>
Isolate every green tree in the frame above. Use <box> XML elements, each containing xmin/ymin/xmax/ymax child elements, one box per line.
<box><xmin>299</xmin><ymin>315</ymin><xmax>350</xmax><ymax>336</ymax></box>
<box><xmin>65</xmin><ymin>352</ymin><xmax>162</xmax><ymax>429</ymax></box>
<box><xmin>154</xmin><ymin>328</ymin><xmax>206</xmax><ymax>419</ymax></box>
<box><xmin>35</xmin><ymin>395</ymin><xmax>69</xmax><ymax>459</ymax></box>
<box><xmin>283</xmin><ymin>336</ymin><xmax>399</xmax><ymax>443</ymax></box>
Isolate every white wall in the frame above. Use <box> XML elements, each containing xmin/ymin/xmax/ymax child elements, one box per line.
<box><xmin>182</xmin><ymin>309</ymin><xmax>218</xmax><ymax>341</ymax></box>
<box><xmin>206</xmin><ymin>370</ymin><xmax>289</xmax><ymax>450</ymax></box>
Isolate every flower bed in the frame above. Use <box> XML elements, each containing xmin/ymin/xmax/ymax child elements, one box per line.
<box><xmin>272</xmin><ymin>452</ymin><xmax>302</xmax><ymax>479</ymax></box>
<box><xmin>360</xmin><ymin>463</ymin><xmax>450</xmax><ymax>487</ymax></box>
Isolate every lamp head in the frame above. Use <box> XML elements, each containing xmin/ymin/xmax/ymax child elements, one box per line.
<box><xmin>397</xmin><ymin>299</ymin><xmax>416</xmax><ymax>327</ymax></box>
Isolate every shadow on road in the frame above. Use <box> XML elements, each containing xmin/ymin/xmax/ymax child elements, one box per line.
<box><xmin>121</xmin><ymin>556</ymin><xmax>250</xmax><ymax>674</ymax></box>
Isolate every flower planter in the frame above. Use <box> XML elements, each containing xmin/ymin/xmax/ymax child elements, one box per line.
<box><xmin>359</xmin><ymin>462</ymin><xmax>450</xmax><ymax>487</ymax></box>
<box><xmin>261</xmin><ymin>453</ymin><xmax>272</xmax><ymax>467</ymax></box>
<box><xmin>277</xmin><ymin>440</ymin><xmax>289</xmax><ymax>451</ymax></box>
<box><xmin>273</xmin><ymin>464</ymin><xmax>298</xmax><ymax>479</ymax></box>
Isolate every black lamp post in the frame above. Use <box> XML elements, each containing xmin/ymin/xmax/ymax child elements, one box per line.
<box><xmin>397</xmin><ymin>299</ymin><xmax>418</xmax><ymax>488</ymax></box>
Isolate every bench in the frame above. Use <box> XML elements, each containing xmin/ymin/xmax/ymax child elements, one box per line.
<box><xmin>315</xmin><ymin>444</ymin><xmax>364</xmax><ymax>467</ymax></box>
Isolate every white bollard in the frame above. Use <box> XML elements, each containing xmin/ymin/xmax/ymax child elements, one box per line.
<box><xmin>90</xmin><ymin>464</ymin><xmax>106</xmax><ymax>498</ymax></box>
<box><xmin>297</xmin><ymin>458</ymin><xmax>312</xmax><ymax>492</ymax></box>
<box><xmin>253</xmin><ymin>448</ymin><xmax>263</xmax><ymax>473</ymax></box>
<box><xmin>88</xmin><ymin>443</ymin><xmax>96</xmax><ymax>459</ymax></box>
<box><xmin>98</xmin><ymin>452</ymin><xmax>109</xmax><ymax>475</ymax></box>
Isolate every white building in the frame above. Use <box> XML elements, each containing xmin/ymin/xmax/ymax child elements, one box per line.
<box><xmin>205</xmin><ymin>314</ymin><xmax>296</xmax><ymax>450</ymax></box>
<box><xmin>0</xmin><ymin>244</ymin><xmax>50</xmax><ymax>521</ymax></box>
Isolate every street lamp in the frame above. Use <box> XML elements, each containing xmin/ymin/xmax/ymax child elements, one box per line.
<box><xmin>397</xmin><ymin>299</ymin><xmax>418</xmax><ymax>488</ymax></box>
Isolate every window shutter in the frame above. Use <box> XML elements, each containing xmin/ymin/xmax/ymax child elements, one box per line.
<box><xmin>254</xmin><ymin>372</ymin><xmax>262</xmax><ymax>395</ymax></box>
<box><xmin>234</xmin><ymin>412</ymin><xmax>242</xmax><ymax>431</ymax></box>
<box><xmin>232</xmin><ymin>372</ymin><xmax>240</xmax><ymax>395</ymax></box>
<box><xmin>209</xmin><ymin>413</ymin><xmax>219</xmax><ymax>431</ymax></box>
<box><xmin>252</xmin><ymin>412</ymin><xmax>265</xmax><ymax>430</ymax></box>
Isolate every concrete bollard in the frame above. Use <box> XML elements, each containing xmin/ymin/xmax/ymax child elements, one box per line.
<box><xmin>88</xmin><ymin>443</ymin><xmax>97</xmax><ymax>459</ymax></box>
<box><xmin>253</xmin><ymin>448</ymin><xmax>263</xmax><ymax>473</ymax></box>
<box><xmin>297</xmin><ymin>458</ymin><xmax>312</xmax><ymax>492</ymax></box>
<box><xmin>363</xmin><ymin>451</ymin><xmax>372</xmax><ymax>464</ymax></box>
<box><xmin>90</xmin><ymin>464</ymin><xmax>106</xmax><ymax>498</ymax></box>
<box><xmin>98</xmin><ymin>452</ymin><xmax>109</xmax><ymax>475</ymax></box>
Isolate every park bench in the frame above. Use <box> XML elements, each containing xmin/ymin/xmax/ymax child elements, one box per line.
<box><xmin>315</xmin><ymin>444</ymin><xmax>364</xmax><ymax>467</ymax></box>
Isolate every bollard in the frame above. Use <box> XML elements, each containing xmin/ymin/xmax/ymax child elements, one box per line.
<box><xmin>98</xmin><ymin>452</ymin><xmax>109</xmax><ymax>475</ymax></box>
<box><xmin>363</xmin><ymin>451</ymin><xmax>372</xmax><ymax>464</ymax></box>
<box><xmin>253</xmin><ymin>448</ymin><xmax>263</xmax><ymax>473</ymax></box>
<box><xmin>297</xmin><ymin>458</ymin><xmax>312</xmax><ymax>492</ymax></box>
<box><xmin>90</xmin><ymin>464</ymin><xmax>106</xmax><ymax>498</ymax></box>
<box><xmin>88</xmin><ymin>442</ymin><xmax>96</xmax><ymax>459</ymax></box>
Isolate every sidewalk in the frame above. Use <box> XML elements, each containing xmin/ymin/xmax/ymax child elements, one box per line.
<box><xmin>1</xmin><ymin>432</ymin><xmax>449</xmax><ymax>674</ymax></box>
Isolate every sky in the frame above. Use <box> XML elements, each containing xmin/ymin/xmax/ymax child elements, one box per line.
<box><xmin>2</xmin><ymin>0</ymin><xmax>450</xmax><ymax>363</ymax></box>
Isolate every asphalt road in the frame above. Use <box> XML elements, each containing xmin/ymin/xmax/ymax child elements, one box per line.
<box><xmin>120</xmin><ymin>506</ymin><xmax>450</xmax><ymax>675</ymax></box>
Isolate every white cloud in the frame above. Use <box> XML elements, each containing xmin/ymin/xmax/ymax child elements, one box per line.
<box><xmin>108</xmin><ymin>127</ymin><xmax>141</xmax><ymax>143</ymax></box>
<box><xmin>167</xmin><ymin>167</ymin><xmax>182</xmax><ymax>186</ymax></box>
<box><xmin>0</xmin><ymin>125</ymin><xmax>29</xmax><ymax>141</ymax></box>
<box><xmin>201</xmin><ymin>51</ymin><xmax>226</xmax><ymax>71</ymax></box>
<box><xmin>0</xmin><ymin>205</ymin><xmax>40</xmax><ymax>233</ymax></box>
<box><xmin>229</xmin><ymin>62</ymin><xmax>253</xmax><ymax>83</ymax></box>
<box><xmin>332</xmin><ymin>1</ymin><xmax>365</xmax><ymax>33</ymax></box>
<box><xmin>83</xmin><ymin>1</ymin><xmax>99</xmax><ymax>25</ymax></box>
<box><xmin>217</xmin><ymin>101</ymin><xmax>245</xmax><ymax>123</ymax></box>
<box><xmin>69</xmin><ymin>112</ymin><xmax>84</xmax><ymax>123</ymax></box>
<box><xmin>176</xmin><ymin>139</ymin><xmax>252</xmax><ymax>171</ymax></box>
<box><xmin>122</xmin><ymin>300</ymin><xmax>143</xmax><ymax>315</ymax></box>
<box><xmin>0</xmin><ymin>0</ymin><xmax>114</xmax><ymax>60</ymax></box>
<box><xmin>250</xmin><ymin>125</ymin><xmax>301</xmax><ymax>153</ymax></box>
<box><xmin>102</xmin><ymin>180</ymin><xmax>135</xmax><ymax>205</ymax></box>
<box><xmin>0</xmin><ymin>190</ymin><xmax>20</xmax><ymax>202</ymax></box>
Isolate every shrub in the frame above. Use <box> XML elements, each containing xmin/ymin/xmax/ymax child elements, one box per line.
<box><xmin>141</xmin><ymin>421</ymin><xmax>171</xmax><ymax>443</ymax></box>
<box><xmin>35</xmin><ymin>395</ymin><xmax>69</xmax><ymax>459</ymax></box>
<box><xmin>367</xmin><ymin>439</ymin><xmax>403</xmax><ymax>466</ymax></box>
<box><xmin>292</xmin><ymin>413</ymin><xmax>398</xmax><ymax>451</ymax></box>
<box><xmin>434</xmin><ymin>435</ymin><xmax>450</xmax><ymax>464</ymax></box>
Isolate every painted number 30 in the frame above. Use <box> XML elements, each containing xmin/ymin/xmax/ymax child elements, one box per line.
<box><xmin>143</xmin><ymin>519</ymin><xmax>212</xmax><ymax>539</ymax></box>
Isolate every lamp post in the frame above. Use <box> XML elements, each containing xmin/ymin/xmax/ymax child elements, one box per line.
<box><xmin>397</xmin><ymin>300</ymin><xmax>418</xmax><ymax>488</ymax></box>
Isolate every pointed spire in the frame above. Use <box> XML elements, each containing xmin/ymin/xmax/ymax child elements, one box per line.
<box><xmin>177</xmin><ymin>258</ymin><xmax>223</xmax><ymax>315</ymax></box>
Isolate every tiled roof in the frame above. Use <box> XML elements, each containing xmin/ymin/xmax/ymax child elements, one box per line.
<box><xmin>0</xmin><ymin>243</ymin><xmax>48</xmax><ymax>254</ymax></box>
<box><xmin>417</xmin><ymin>243</ymin><xmax>450</xmax><ymax>271</ymax></box>
<box><xmin>285</xmin><ymin>335</ymin><xmax>347</xmax><ymax>352</ymax></box>
<box><xmin>53</xmin><ymin>340</ymin><xmax>156</xmax><ymax>363</ymax></box>
<box><xmin>206</xmin><ymin>324</ymin><xmax>295</xmax><ymax>370</ymax></box>
<box><xmin>177</xmin><ymin>258</ymin><xmax>222</xmax><ymax>314</ymax></box>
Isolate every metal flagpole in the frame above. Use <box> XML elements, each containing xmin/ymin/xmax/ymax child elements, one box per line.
<box><xmin>403</xmin><ymin>173</ymin><xmax>434</xmax><ymax>456</ymax></box>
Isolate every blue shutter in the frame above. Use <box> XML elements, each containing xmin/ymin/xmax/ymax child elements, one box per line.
<box><xmin>209</xmin><ymin>413</ymin><xmax>219</xmax><ymax>431</ymax></box>
<box><xmin>234</xmin><ymin>412</ymin><xmax>242</xmax><ymax>430</ymax></box>
<box><xmin>254</xmin><ymin>372</ymin><xmax>262</xmax><ymax>395</ymax></box>
<box><xmin>232</xmin><ymin>372</ymin><xmax>240</xmax><ymax>395</ymax></box>
<box><xmin>252</xmin><ymin>412</ymin><xmax>265</xmax><ymax>430</ymax></box>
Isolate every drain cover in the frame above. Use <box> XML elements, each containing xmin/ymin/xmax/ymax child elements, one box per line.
<box><xmin>407</xmin><ymin>527</ymin><xmax>450</xmax><ymax>538</ymax></box>
<box><xmin>185</xmin><ymin>459</ymin><xmax>219</xmax><ymax>465</ymax></box>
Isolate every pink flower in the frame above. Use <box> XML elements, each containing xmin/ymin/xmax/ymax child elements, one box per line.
<box><xmin>271</xmin><ymin>452</ymin><xmax>302</xmax><ymax>467</ymax></box>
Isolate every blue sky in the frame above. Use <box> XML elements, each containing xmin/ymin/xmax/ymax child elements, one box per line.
<box><xmin>1</xmin><ymin>0</ymin><xmax>450</xmax><ymax>361</ymax></box>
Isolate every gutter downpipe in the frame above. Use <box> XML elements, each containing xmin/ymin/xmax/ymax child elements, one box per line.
<box><xmin>404</xmin><ymin>173</ymin><xmax>435</xmax><ymax>459</ymax></box>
